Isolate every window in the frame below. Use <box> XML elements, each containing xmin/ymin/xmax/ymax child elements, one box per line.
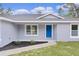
<box><xmin>26</xmin><ymin>25</ymin><xmax>31</xmax><ymax>35</ymax></box>
<box><xmin>25</xmin><ymin>25</ymin><xmax>38</xmax><ymax>35</ymax></box>
<box><xmin>32</xmin><ymin>25</ymin><xmax>37</xmax><ymax>35</ymax></box>
<box><xmin>71</xmin><ymin>24</ymin><xmax>79</xmax><ymax>37</ymax></box>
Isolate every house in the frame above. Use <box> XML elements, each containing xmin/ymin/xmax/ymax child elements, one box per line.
<box><xmin>0</xmin><ymin>13</ymin><xmax>79</xmax><ymax>48</ymax></box>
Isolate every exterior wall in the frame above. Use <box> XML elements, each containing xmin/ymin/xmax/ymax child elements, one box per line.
<box><xmin>57</xmin><ymin>23</ymin><xmax>79</xmax><ymax>41</ymax></box>
<box><xmin>17</xmin><ymin>23</ymin><xmax>45</xmax><ymax>41</ymax></box>
<box><xmin>0</xmin><ymin>20</ymin><xmax>18</xmax><ymax>47</ymax></box>
<box><xmin>0</xmin><ymin>20</ymin><xmax>1</xmax><ymax>43</ymax></box>
<box><xmin>1</xmin><ymin>20</ymin><xmax>79</xmax><ymax>47</ymax></box>
<box><xmin>16</xmin><ymin>23</ymin><xmax>79</xmax><ymax>42</ymax></box>
<box><xmin>17</xmin><ymin>23</ymin><xmax>54</xmax><ymax>41</ymax></box>
<box><xmin>53</xmin><ymin>24</ymin><xmax>57</xmax><ymax>41</ymax></box>
<box><xmin>0</xmin><ymin>21</ymin><xmax>55</xmax><ymax>47</ymax></box>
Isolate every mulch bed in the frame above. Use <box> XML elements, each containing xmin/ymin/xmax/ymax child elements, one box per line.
<box><xmin>0</xmin><ymin>41</ymin><xmax>47</xmax><ymax>51</ymax></box>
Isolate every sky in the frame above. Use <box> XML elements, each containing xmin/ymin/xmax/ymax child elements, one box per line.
<box><xmin>1</xmin><ymin>3</ymin><xmax>64</xmax><ymax>15</ymax></box>
<box><xmin>2</xmin><ymin>3</ymin><xmax>63</xmax><ymax>10</ymax></box>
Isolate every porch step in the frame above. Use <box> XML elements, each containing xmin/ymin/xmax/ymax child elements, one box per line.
<box><xmin>48</xmin><ymin>40</ymin><xmax>56</xmax><ymax>45</ymax></box>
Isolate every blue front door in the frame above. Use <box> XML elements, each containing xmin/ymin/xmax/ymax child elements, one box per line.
<box><xmin>46</xmin><ymin>25</ymin><xmax>52</xmax><ymax>38</ymax></box>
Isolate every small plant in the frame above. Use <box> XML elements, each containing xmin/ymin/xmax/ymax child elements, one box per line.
<box><xmin>14</xmin><ymin>41</ymin><xmax>21</xmax><ymax>45</ymax></box>
<box><xmin>30</xmin><ymin>40</ymin><xmax>35</xmax><ymax>45</ymax></box>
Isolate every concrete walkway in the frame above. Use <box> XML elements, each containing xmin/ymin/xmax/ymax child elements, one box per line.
<box><xmin>0</xmin><ymin>42</ymin><xmax>56</xmax><ymax>56</ymax></box>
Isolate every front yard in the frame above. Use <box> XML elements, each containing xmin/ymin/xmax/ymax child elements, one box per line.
<box><xmin>12</xmin><ymin>42</ymin><xmax>79</xmax><ymax>56</ymax></box>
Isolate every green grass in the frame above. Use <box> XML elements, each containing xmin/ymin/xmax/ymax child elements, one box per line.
<box><xmin>12</xmin><ymin>42</ymin><xmax>79</xmax><ymax>56</ymax></box>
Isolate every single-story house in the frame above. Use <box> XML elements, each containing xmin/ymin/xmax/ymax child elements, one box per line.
<box><xmin>0</xmin><ymin>13</ymin><xmax>79</xmax><ymax>47</ymax></box>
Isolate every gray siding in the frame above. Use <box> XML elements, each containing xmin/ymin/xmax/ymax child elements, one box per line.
<box><xmin>0</xmin><ymin>21</ymin><xmax>1</xmax><ymax>43</ymax></box>
<box><xmin>17</xmin><ymin>23</ymin><xmax>54</xmax><ymax>41</ymax></box>
<box><xmin>53</xmin><ymin>24</ymin><xmax>57</xmax><ymax>40</ymax></box>
<box><xmin>0</xmin><ymin>20</ymin><xmax>18</xmax><ymax>47</ymax></box>
<box><xmin>17</xmin><ymin>23</ymin><xmax>45</xmax><ymax>41</ymax></box>
<box><xmin>57</xmin><ymin>23</ymin><xmax>79</xmax><ymax>41</ymax></box>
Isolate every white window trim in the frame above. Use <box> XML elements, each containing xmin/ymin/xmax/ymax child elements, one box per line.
<box><xmin>70</xmin><ymin>24</ymin><xmax>79</xmax><ymax>38</ymax></box>
<box><xmin>25</xmin><ymin>24</ymin><xmax>38</xmax><ymax>36</ymax></box>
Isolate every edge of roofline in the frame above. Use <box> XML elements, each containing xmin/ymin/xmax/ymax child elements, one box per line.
<box><xmin>36</xmin><ymin>13</ymin><xmax>64</xmax><ymax>20</ymax></box>
<box><xmin>14</xmin><ymin>21</ymin><xmax>79</xmax><ymax>23</ymax></box>
<box><xmin>0</xmin><ymin>17</ymin><xmax>14</xmax><ymax>22</ymax></box>
<box><xmin>0</xmin><ymin>16</ymin><xmax>79</xmax><ymax>23</ymax></box>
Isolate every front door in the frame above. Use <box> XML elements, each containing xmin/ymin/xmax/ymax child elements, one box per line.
<box><xmin>46</xmin><ymin>25</ymin><xmax>52</xmax><ymax>38</ymax></box>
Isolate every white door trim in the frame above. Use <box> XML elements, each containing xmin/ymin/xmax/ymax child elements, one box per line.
<box><xmin>45</xmin><ymin>24</ymin><xmax>53</xmax><ymax>39</ymax></box>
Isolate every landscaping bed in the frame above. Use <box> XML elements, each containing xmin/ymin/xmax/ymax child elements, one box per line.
<box><xmin>0</xmin><ymin>41</ymin><xmax>47</xmax><ymax>51</ymax></box>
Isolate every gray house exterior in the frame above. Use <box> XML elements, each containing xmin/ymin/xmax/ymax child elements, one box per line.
<box><xmin>0</xmin><ymin>13</ymin><xmax>79</xmax><ymax>47</ymax></box>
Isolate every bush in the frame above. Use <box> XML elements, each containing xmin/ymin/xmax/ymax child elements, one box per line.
<box><xmin>30</xmin><ymin>40</ymin><xmax>35</xmax><ymax>45</ymax></box>
<box><xmin>13</xmin><ymin>41</ymin><xmax>21</xmax><ymax>45</ymax></box>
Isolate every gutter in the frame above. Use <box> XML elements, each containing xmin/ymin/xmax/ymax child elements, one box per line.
<box><xmin>0</xmin><ymin>17</ymin><xmax>79</xmax><ymax>23</ymax></box>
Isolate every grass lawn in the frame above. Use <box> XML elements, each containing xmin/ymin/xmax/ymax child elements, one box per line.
<box><xmin>12</xmin><ymin>42</ymin><xmax>79</xmax><ymax>56</ymax></box>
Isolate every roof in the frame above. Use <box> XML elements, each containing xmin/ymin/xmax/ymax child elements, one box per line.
<box><xmin>0</xmin><ymin>14</ymin><xmax>79</xmax><ymax>23</ymax></box>
<box><xmin>0</xmin><ymin>14</ymin><xmax>42</xmax><ymax>21</ymax></box>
